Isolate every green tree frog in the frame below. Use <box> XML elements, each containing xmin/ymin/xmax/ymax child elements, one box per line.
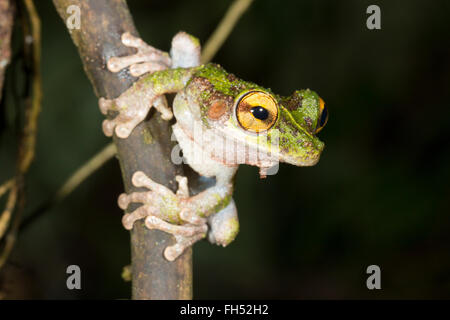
<box><xmin>99</xmin><ymin>32</ymin><xmax>327</xmax><ymax>261</ymax></box>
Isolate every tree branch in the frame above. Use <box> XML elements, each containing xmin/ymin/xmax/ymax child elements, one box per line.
<box><xmin>52</xmin><ymin>0</ymin><xmax>191</xmax><ymax>299</ymax></box>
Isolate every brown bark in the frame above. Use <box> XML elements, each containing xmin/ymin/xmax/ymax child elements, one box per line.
<box><xmin>52</xmin><ymin>0</ymin><xmax>192</xmax><ymax>299</ymax></box>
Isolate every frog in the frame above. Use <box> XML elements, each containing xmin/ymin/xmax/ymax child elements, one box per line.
<box><xmin>99</xmin><ymin>32</ymin><xmax>328</xmax><ymax>261</ymax></box>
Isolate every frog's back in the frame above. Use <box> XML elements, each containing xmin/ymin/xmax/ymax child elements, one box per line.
<box><xmin>190</xmin><ymin>63</ymin><xmax>269</xmax><ymax>98</ymax></box>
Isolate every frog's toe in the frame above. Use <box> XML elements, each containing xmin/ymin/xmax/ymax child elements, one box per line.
<box><xmin>175</xmin><ymin>175</ymin><xmax>189</xmax><ymax>198</ymax></box>
<box><xmin>102</xmin><ymin>119</ymin><xmax>116</xmax><ymax>137</ymax></box>
<box><xmin>107</xmin><ymin>56</ymin><xmax>130</xmax><ymax>73</ymax></box>
<box><xmin>153</xmin><ymin>95</ymin><xmax>173</xmax><ymax>121</ymax></box>
<box><xmin>132</xmin><ymin>171</ymin><xmax>175</xmax><ymax>198</ymax></box>
<box><xmin>121</xmin><ymin>213</ymin><xmax>135</xmax><ymax>230</ymax></box>
<box><xmin>121</xmin><ymin>32</ymin><xmax>146</xmax><ymax>49</ymax></box>
<box><xmin>145</xmin><ymin>216</ymin><xmax>207</xmax><ymax>237</ymax></box>
<box><xmin>103</xmin><ymin>117</ymin><xmax>134</xmax><ymax>139</ymax></box>
<box><xmin>119</xmin><ymin>191</ymin><xmax>153</xmax><ymax>209</ymax></box>
<box><xmin>131</xmin><ymin>171</ymin><xmax>149</xmax><ymax>187</ymax></box>
<box><xmin>108</xmin><ymin>54</ymin><xmax>154</xmax><ymax>74</ymax></box>
<box><xmin>115</xmin><ymin>123</ymin><xmax>134</xmax><ymax>139</ymax></box>
<box><xmin>118</xmin><ymin>193</ymin><xmax>129</xmax><ymax>210</ymax></box>
<box><xmin>164</xmin><ymin>233</ymin><xmax>206</xmax><ymax>261</ymax></box>
<box><xmin>121</xmin><ymin>206</ymin><xmax>155</xmax><ymax>230</ymax></box>
<box><xmin>164</xmin><ymin>245</ymin><xmax>182</xmax><ymax>262</ymax></box>
<box><xmin>129</xmin><ymin>61</ymin><xmax>167</xmax><ymax>77</ymax></box>
<box><xmin>99</xmin><ymin>97</ymin><xmax>113</xmax><ymax>115</ymax></box>
<box><xmin>116</xmin><ymin>32</ymin><xmax>171</xmax><ymax>71</ymax></box>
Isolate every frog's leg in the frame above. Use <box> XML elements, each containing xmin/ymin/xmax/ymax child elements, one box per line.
<box><xmin>100</xmin><ymin>32</ymin><xmax>196</xmax><ymax>138</ymax></box>
<box><xmin>99</xmin><ymin>94</ymin><xmax>166</xmax><ymax>139</ymax></box>
<box><xmin>107</xmin><ymin>32</ymin><xmax>171</xmax><ymax>77</ymax></box>
<box><xmin>118</xmin><ymin>171</ymin><xmax>235</xmax><ymax>261</ymax></box>
<box><xmin>119</xmin><ymin>172</ymin><xmax>193</xmax><ymax>229</ymax></box>
<box><xmin>169</xmin><ymin>31</ymin><xmax>201</xmax><ymax>68</ymax></box>
<box><xmin>152</xmin><ymin>196</ymin><xmax>239</xmax><ymax>260</ymax></box>
<box><xmin>118</xmin><ymin>172</ymin><xmax>209</xmax><ymax>261</ymax></box>
<box><xmin>99</xmin><ymin>66</ymin><xmax>196</xmax><ymax>138</ymax></box>
<box><xmin>207</xmin><ymin>200</ymin><xmax>239</xmax><ymax>247</ymax></box>
<box><xmin>100</xmin><ymin>34</ymin><xmax>172</xmax><ymax>138</ymax></box>
<box><xmin>99</xmin><ymin>31</ymin><xmax>201</xmax><ymax>139</ymax></box>
<box><xmin>103</xmin><ymin>32</ymin><xmax>173</xmax><ymax>137</ymax></box>
<box><xmin>107</xmin><ymin>31</ymin><xmax>200</xmax><ymax>77</ymax></box>
<box><xmin>145</xmin><ymin>214</ymin><xmax>208</xmax><ymax>261</ymax></box>
<box><xmin>108</xmin><ymin>32</ymin><xmax>200</xmax><ymax>76</ymax></box>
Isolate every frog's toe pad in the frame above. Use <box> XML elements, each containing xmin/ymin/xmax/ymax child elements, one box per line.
<box><xmin>129</xmin><ymin>62</ymin><xmax>166</xmax><ymax>77</ymax></box>
<box><xmin>121</xmin><ymin>213</ymin><xmax>135</xmax><ymax>230</ymax></box>
<box><xmin>99</xmin><ymin>97</ymin><xmax>113</xmax><ymax>115</ymax></box>
<box><xmin>164</xmin><ymin>233</ymin><xmax>206</xmax><ymax>261</ymax></box>
<box><xmin>121</xmin><ymin>32</ymin><xmax>145</xmax><ymax>49</ymax></box>
<box><xmin>118</xmin><ymin>193</ymin><xmax>129</xmax><ymax>210</ymax></box>
<box><xmin>102</xmin><ymin>119</ymin><xmax>115</xmax><ymax>137</ymax></box>
<box><xmin>115</xmin><ymin>124</ymin><xmax>133</xmax><ymax>139</ymax></box>
<box><xmin>175</xmin><ymin>176</ymin><xmax>189</xmax><ymax>198</ymax></box>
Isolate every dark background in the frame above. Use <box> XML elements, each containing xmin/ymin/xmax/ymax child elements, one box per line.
<box><xmin>1</xmin><ymin>0</ymin><xmax>449</xmax><ymax>299</ymax></box>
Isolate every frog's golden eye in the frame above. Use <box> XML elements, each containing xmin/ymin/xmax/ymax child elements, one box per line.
<box><xmin>235</xmin><ymin>91</ymin><xmax>278</xmax><ymax>133</ymax></box>
<box><xmin>315</xmin><ymin>97</ymin><xmax>328</xmax><ymax>133</ymax></box>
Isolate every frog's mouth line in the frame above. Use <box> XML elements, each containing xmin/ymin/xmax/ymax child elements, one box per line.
<box><xmin>284</xmin><ymin>153</ymin><xmax>322</xmax><ymax>167</ymax></box>
<box><xmin>257</xmin><ymin>152</ymin><xmax>321</xmax><ymax>178</ymax></box>
<box><xmin>278</xmin><ymin>141</ymin><xmax>324</xmax><ymax>166</ymax></box>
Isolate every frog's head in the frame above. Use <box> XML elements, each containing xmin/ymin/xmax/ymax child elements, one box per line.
<box><xmin>190</xmin><ymin>64</ymin><xmax>327</xmax><ymax>174</ymax></box>
<box><xmin>232</xmin><ymin>88</ymin><xmax>327</xmax><ymax>168</ymax></box>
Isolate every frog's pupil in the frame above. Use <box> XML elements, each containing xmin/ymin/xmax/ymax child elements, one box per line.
<box><xmin>319</xmin><ymin>106</ymin><xmax>328</xmax><ymax>127</ymax></box>
<box><xmin>250</xmin><ymin>106</ymin><xmax>269</xmax><ymax>120</ymax></box>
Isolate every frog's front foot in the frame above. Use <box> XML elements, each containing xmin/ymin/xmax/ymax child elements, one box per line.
<box><xmin>118</xmin><ymin>172</ymin><xmax>208</xmax><ymax>261</ymax></box>
<box><xmin>99</xmin><ymin>94</ymin><xmax>172</xmax><ymax>138</ymax></box>
<box><xmin>107</xmin><ymin>32</ymin><xmax>171</xmax><ymax>77</ymax></box>
<box><xmin>99</xmin><ymin>33</ymin><xmax>174</xmax><ymax>138</ymax></box>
